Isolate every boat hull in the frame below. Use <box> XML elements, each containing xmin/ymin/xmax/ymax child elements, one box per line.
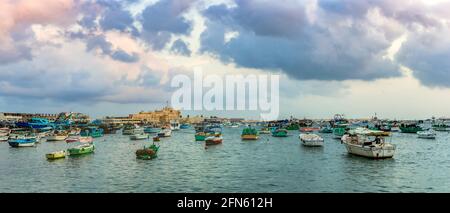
<box><xmin>241</xmin><ymin>135</ymin><xmax>259</xmax><ymax>140</ymax></box>
<box><xmin>195</xmin><ymin>134</ymin><xmax>206</xmax><ymax>141</ymax></box>
<box><xmin>68</xmin><ymin>145</ymin><xmax>95</xmax><ymax>156</ymax></box>
<box><xmin>205</xmin><ymin>137</ymin><xmax>223</xmax><ymax>145</ymax></box>
<box><xmin>400</xmin><ymin>127</ymin><xmax>422</xmax><ymax>133</ymax></box>
<box><xmin>344</xmin><ymin>143</ymin><xmax>395</xmax><ymax>159</ymax></box>
<box><xmin>8</xmin><ymin>142</ymin><xmax>35</xmax><ymax>147</ymax></box>
<box><xmin>47</xmin><ymin>136</ymin><xmax>67</xmax><ymax>141</ymax></box>
<box><xmin>130</xmin><ymin>134</ymin><xmax>149</xmax><ymax>140</ymax></box>
<box><xmin>46</xmin><ymin>151</ymin><xmax>66</xmax><ymax>160</ymax></box>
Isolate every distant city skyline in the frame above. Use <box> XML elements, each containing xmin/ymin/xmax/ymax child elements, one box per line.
<box><xmin>1</xmin><ymin>0</ymin><xmax>450</xmax><ymax>120</ymax></box>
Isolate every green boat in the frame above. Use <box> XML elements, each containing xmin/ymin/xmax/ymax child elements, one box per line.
<box><xmin>433</xmin><ymin>124</ymin><xmax>450</xmax><ymax>131</ymax></box>
<box><xmin>333</xmin><ymin>127</ymin><xmax>347</xmax><ymax>139</ymax></box>
<box><xmin>286</xmin><ymin>124</ymin><xmax>299</xmax><ymax>131</ymax></box>
<box><xmin>241</xmin><ymin>127</ymin><xmax>259</xmax><ymax>140</ymax></box>
<box><xmin>272</xmin><ymin>129</ymin><xmax>288</xmax><ymax>137</ymax></box>
<box><xmin>400</xmin><ymin>124</ymin><xmax>423</xmax><ymax>133</ymax></box>
<box><xmin>195</xmin><ymin>132</ymin><xmax>207</xmax><ymax>141</ymax></box>
<box><xmin>136</xmin><ymin>144</ymin><xmax>159</xmax><ymax>160</ymax></box>
<box><xmin>67</xmin><ymin>144</ymin><xmax>95</xmax><ymax>156</ymax></box>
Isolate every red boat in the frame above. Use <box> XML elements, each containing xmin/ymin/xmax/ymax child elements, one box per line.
<box><xmin>65</xmin><ymin>136</ymin><xmax>80</xmax><ymax>143</ymax></box>
<box><xmin>299</xmin><ymin>127</ymin><xmax>320</xmax><ymax>132</ymax></box>
<box><xmin>205</xmin><ymin>136</ymin><xmax>223</xmax><ymax>145</ymax></box>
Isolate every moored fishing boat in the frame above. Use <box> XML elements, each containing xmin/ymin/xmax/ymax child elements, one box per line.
<box><xmin>259</xmin><ymin>127</ymin><xmax>271</xmax><ymax>134</ymax></box>
<box><xmin>0</xmin><ymin>135</ymin><xmax>8</xmax><ymax>142</ymax></box>
<box><xmin>205</xmin><ymin>136</ymin><xmax>223</xmax><ymax>145</ymax></box>
<box><xmin>333</xmin><ymin>126</ymin><xmax>347</xmax><ymax>139</ymax></box>
<box><xmin>144</xmin><ymin>126</ymin><xmax>160</xmax><ymax>134</ymax></box>
<box><xmin>122</xmin><ymin>124</ymin><xmax>142</xmax><ymax>135</ymax></box>
<box><xmin>341</xmin><ymin>131</ymin><xmax>395</xmax><ymax>159</ymax></box>
<box><xmin>241</xmin><ymin>126</ymin><xmax>259</xmax><ymax>140</ymax></box>
<box><xmin>46</xmin><ymin>150</ymin><xmax>66</xmax><ymax>160</ymax></box>
<box><xmin>180</xmin><ymin>123</ymin><xmax>190</xmax><ymax>129</ymax></box>
<box><xmin>400</xmin><ymin>123</ymin><xmax>423</xmax><ymax>133</ymax></box>
<box><xmin>195</xmin><ymin>132</ymin><xmax>207</xmax><ymax>141</ymax></box>
<box><xmin>67</xmin><ymin>143</ymin><xmax>95</xmax><ymax>156</ymax></box>
<box><xmin>68</xmin><ymin>128</ymin><xmax>81</xmax><ymax>136</ymax></box>
<box><xmin>170</xmin><ymin>121</ymin><xmax>180</xmax><ymax>131</ymax></box>
<box><xmin>65</xmin><ymin>136</ymin><xmax>80</xmax><ymax>143</ymax></box>
<box><xmin>136</xmin><ymin>144</ymin><xmax>160</xmax><ymax>160</ymax></box>
<box><xmin>0</xmin><ymin>127</ymin><xmax>11</xmax><ymax>136</ymax></box>
<box><xmin>286</xmin><ymin>123</ymin><xmax>299</xmax><ymax>131</ymax></box>
<box><xmin>272</xmin><ymin>129</ymin><xmax>288</xmax><ymax>137</ymax></box>
<box><xmin>47</xmin><ymin>130</ymin><xmax>68</xmax><ymax>141</ymax></box>
<box><xmin>300</xmin><ymin>127</ymin><xmax>320</xmax><ymax>132</ymax></box>
<box><xmin>79</xmin><ymin>136</ymin><xmax>93</xmax><ymax>143</ymax></box>
<box><xmin>319</xmin><ymin>126</ymin><xmax>333</xmax><ymax>133</ymax></box>
<box><xmin>80</xmin><ymin>127</ymin><xmax>104</xmax><ymax>138</ymax></box>
<box><xmin>432</xmin><ymin>123</ymin><xmax>450</xmax><ymax>132</ymax></box>
<box><xmin>8</xmin><ymin>138</ymin><xmax>36</xmax><ymax>147</ymax></box>
<box><xmin>130</xmin><ymin>133</ymin><xmax>149</xmax><ymax>140</ymax></box>
<box><xmin>417</xmin><ymin>130</ymin><xmax>436</xmax><ymax>139</ymax></box>
<box><xmin>390</xmin><ymin>126</ymin><xmax>400</xmax><ymax>132</ymax></box>
<box><xmin>157</xmin><ymin>128</ymin><xmax>172</xmax><ymax>137</ymax></box>
<box><xmin>299</xmin><ymin>134</ymin><xmax>324</xmax><ymax>147</ymax></box>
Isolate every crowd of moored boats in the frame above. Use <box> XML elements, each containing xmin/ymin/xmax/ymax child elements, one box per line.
<box><xmin>1</xmin><ymin>114</ymin><xmax>448</xmax><ymax>160</ymax></box>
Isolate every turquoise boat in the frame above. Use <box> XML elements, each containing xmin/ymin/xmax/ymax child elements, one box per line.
<box><xmin>144</xmin><ymin>126</ymin><xmax>160</xmax><ymax>134</ymax></box>
<box><xmin>80</xmin><ymin>127</ymin><xmax>104</xmax><ymax>138</ymax></box>
<box><xmin>180</xmin><ymin>124</ymin><xmax>190</xmax><ymax>129</ymax></box>
<box><xmin>319</xmin><ymin>126</ymin><xmax>333</xmax><ymax>133</ymax></box>
<box><xmin>333</xmin><ymin>126</ymin><xmax>347</xmax><ymax>139</ymax></box>
<box><xmin>8</xmin><ymin>138</ymin><xmax>36</xmax><ymax>147</ymax></box>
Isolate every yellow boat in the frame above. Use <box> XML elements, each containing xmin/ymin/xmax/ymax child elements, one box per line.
<box><xmin>46</xmin><ymin>150</ymin><xmax>66</xmax><ymax>160</ymax></box>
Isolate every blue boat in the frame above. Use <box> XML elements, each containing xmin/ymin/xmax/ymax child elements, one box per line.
<box><xmin>180</xmin><ymin>124</ymin><xmax>190</xmax><ymax>129</ymax></box>
<box><xmin>80</xmin><ymin>127</ymin><xmax>104</xmax><ymax>138</ymax></box>
<box><xmin>206</xmin><ymin>124</ymin><xmax>222</xmax><ymax>133</ymax></box>
<box><xmin>28</xmin><ymin>118</ymin><xmax>55</xmax><ymax>129</ymax></box>
<box><xmin>8</xmin><ymin>138</ymin><xmax>37</xmax><ymax>147</ymax></box>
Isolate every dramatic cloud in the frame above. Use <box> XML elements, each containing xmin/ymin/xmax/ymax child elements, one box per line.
<box><xmin>170</xmin><ymin>39</ymin><xmax>192</xmax><ymax>56</ymax></box>
<box><xmin>140</xmin><ymin>0</ymin><xmax>195</xmax><ymax>50</ymax></box>
<box><xmin>85</xmin><ymin>35</ymin><xmax>140</xmax><ymax>63</ymax></box>
<box><xmin>200</xmin><ymin>0</ymin><xmax>402</xmax><ymax>81</ymax></box>
<box><xmin>0</xmin><ymin>0</ymin><xmax>79</xmax><ymax>64</ymax></box>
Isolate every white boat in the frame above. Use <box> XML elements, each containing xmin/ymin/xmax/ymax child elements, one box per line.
<box><xmin>158</xmin><ymin>129</ymin><xmax>172</xmax><ymax>137</ymax></box>
<box><xmin>341</xmin><ymin>133</ymin><xmax>395</xmax><ymax>159</ymax></box>
<box><xmin>390</xmin><ymin>126</ymin><xmax>400</xmax><ymax>132</ymax></box>
<box><xmin>0</xmin><ymin>128</ymin><xmax>11</xmax><ymax>137</ymax></box>
<box><xmin>230</xmin><ymin>123</ymin><xmax>239</xmax><ymax>128</ymax></box>
<box><xmin>0</xmin><ymin>135</ymin><xmax>9</xmax><ymax>141</ymax></box>
<box><xmin>299</xmin><ymin>134</ymin><xmax>324</xmax><ymax>147</ymax></box>
<box><xmin>46</xmin><ymin>131</ymin><xmax>68</xmax><ymax>141</ymax></box>
<box><xmin>130</xmin><ymin>133</ymin><xmax>149</xmax><ymax>140</ymax></box>
<box><xmin>79</xmin><ymin>136</ymin><xmax>94</xmax><ymax>143</ymax></box>
<box><xmin>417</xmin><ymin>130</ymin><xmax>436</xmax><ymax>139</ymax></box>
<box><xmin>170</xmin><ymin>121</ymin><xmax>180</xmax><ymax>131</ymax></box>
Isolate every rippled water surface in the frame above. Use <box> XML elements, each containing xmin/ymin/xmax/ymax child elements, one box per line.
<box><xmin>1</xmin><ymin>128</ymin><xmax>450</xmax><ymax>192</ymax></box>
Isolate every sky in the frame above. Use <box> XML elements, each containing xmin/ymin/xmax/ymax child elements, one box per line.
<box><xmin>1</xmin><ymin>0</ymin><xmax>450</xmax><ymax>120</ymax></box>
